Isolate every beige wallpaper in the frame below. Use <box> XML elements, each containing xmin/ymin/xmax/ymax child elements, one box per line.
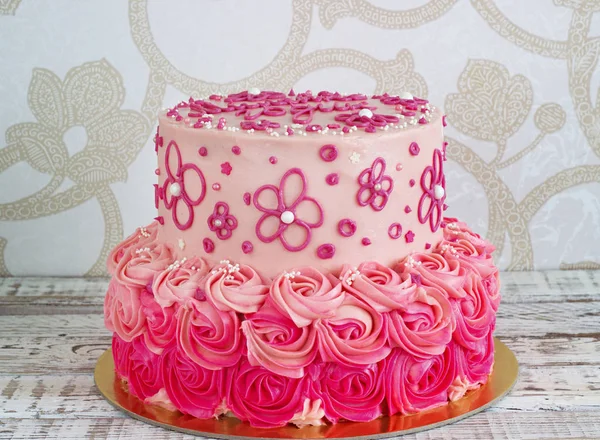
<box><xmin>0</xmin><ymin>0</ymin><xmax>599</xmax><ymax>276</ymax></box>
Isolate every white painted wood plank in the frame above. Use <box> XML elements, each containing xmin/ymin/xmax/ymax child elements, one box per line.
<box><xmin>2</xmin><ymin>411</ymin><xmax>600</xmax><ymax>440</ymax></box>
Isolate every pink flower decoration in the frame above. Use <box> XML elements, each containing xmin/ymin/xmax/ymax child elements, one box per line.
<box><xmin>240</xmin><ymin>119</ymin><xmax>280</xmax><ymax>131</ymax></box>
<box><xmin>207</xmin><ymin>202</ymin><xmax>238</xmax><ymax>240</ymax></box>
<box><xmin>253</xmin><ymin>168</ymin><xmax>324</xmax><ymax>252</ymax></box>
<box><xmin>221</xmin><ymin>162</ymin><xmax>232</xmax><ymax>176</ymax></box>
<box><xmin>161</xmin><ymin>141</ymin><xmax>206</xmax><ymax>230</ymax></box>
<box><xmin>418</xmin><ymin>149</ymin><xmax>445</xmax><ymax>232</ymax></box>
<box><xmin>356</xmin><ymin>157</ymin><xmax>394</xmax><ymax>211</ymax></box>
<box><xmin>334</xmin><ymin>110</ymin><xmax>399</xmax><ymax>132</ymax></box>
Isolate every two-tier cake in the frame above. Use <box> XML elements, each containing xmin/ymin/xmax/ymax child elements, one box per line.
<box><xmin>104</xmin><ymin>89</ymin><xmax>500</xmax><ymax>428</ymax></box>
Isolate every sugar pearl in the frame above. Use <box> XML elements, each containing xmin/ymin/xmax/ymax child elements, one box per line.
<box><xmin>400</xmin><ymin>91</ymin><xmax>414</xmax><ymax>100</ymax></box>
<box><xmin>248</xmin><ymin>87</ymin><xmax>261</xmax><ymax>96</ymax></box>
<box><xmin>169</xmin><ymin>182</ymin><xmax>181</xmax><ymax>197</ymax></box>
<box><xmin>280</xmin><ymin>211</ymin><xmax>295</xmax><ymax>224</ymax></box>
<box><xmin>358</xmin><ymin>109</ymin><xmax>373</xmax><ymax>118</ymax></box>
<box><xmin>434</xmin><ymin>185</ymin><xmax>445</xmax><ymax>200</ymax></box>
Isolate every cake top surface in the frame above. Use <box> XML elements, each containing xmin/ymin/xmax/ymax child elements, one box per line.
<box><xmin>161</xmin><ymin>89</ymin><xmax>437</xmax><ymax>138</ymax></box>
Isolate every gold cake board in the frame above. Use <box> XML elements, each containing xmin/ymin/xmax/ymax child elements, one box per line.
<box><xmin>95</xmin><ymin>338</ymin><xmax>518</xmax><ymax>439</ymax></box>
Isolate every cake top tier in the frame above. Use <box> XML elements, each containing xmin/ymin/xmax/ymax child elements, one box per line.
<box><xmin>162</xmin><ymin>89</ymin><xmax>435</xmax><ymax>137</ymax></box>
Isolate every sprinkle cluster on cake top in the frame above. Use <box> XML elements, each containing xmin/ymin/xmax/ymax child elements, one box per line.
<box><xmin>162</xmin><ymin>89</ymin><xmax>437</xmax><ymax>137</ymax></box>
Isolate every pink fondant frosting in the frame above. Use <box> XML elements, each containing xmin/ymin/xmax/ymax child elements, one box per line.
<box><xmin>105</xmin><ymin>90</ymin><xmax>500</xmax><ymax>428</ymax></box>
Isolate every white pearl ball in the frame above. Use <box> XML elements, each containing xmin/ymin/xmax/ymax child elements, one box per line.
<box><xmin>374</xmin><ymin>183</ymin><xmax>382</xmax><ymax>191</ymax></box>
<box><xmin>213</xmin><ymin>219</ymin><xmax>223</xmax><ymax>227</ymax></box>
<box><xmin>434</xmin><ymin>184</ymin><xmax>445</xmax><ymax>200</ymax></box>
<box><xmin>169</xmin><ymin>182</ymin><xmax>181</xmax><ymax>197</ymax></box>
<box><xmin>400</xmin><ymin>91</ymin><xmax>414</xmax><ymax>100</ymax></box>
<box><xmin>280</xmin><ymin>210</ymin><xmax>295</xmax><ymax>224</ymax></box>
<box><xmin>248</xmin><ymin>87</ymin><xmax>261</xmax><ymax>96</ymax></box>
<box><xmin>358</xmin><ymin>109</ymin><xmax>373</xmax><ymax>118</ymax></box>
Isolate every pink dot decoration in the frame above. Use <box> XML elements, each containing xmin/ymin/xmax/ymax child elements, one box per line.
<box><xmin>154</xmin><ymin>216</ymin><xmax>164</xmax><ymax>225</ymax></box>
<box><xmin>409</xmin><ymin>179</ymin><xmax>416</xmax><ymax>187</ymax></box>
<box><xmin>404</xmin><ymin>205</ymin><xmax>412</xmax><ymax>213</ymax></box>
<box><xmin>243</xmin><ymin>192</ymin><xmax>251</xmax><ymax>205</ymax></box>
<box><xmin>396</xmin><ymin>163</ymin><xmax>403</xmax><ymax>171</ymax></box>
<box><xmin>409</xmin><ymin>142</ymin><xmax>420</xmax><ymax>156</ymax></box>
<box><xmin>425</xmin><ymin>242</ymin><xmax>432</xmax><ymax>250</ymax></box>
<box><xmin>232</xmin><ymin>145</ymin><xmax>241</xmax><ymax>155</ymax></box>
<box><xmin>269</xmin><ymin>156</ymin><xmax>278</xmax><ymax>164</ymax></box>
<box><xmin>221</xmin><ymin>162</ymin><xmax>233</xmax><ymax>176</ymax></box>
<box><xmin>317</xmin><ymin>243</ymin><xmax>335</xmax><ymax>259</ymax></box>
<box><xmin>203</xmin><ymin>238</ymin><xmax>215</xmax><ymax>253</ymax></box>
<box><xmin>198</xmin><ymin>146</ymin><xmax>208</xmax><ymax>157</ymax></box>
<box><xmin>319</xmin><ymin>144</ymin><xmax>338</xmax><ymax>162</ymax></box>
<box><xmin>154</xmin><ymin>168</ymin><xmax>160</xmax><ymax>175</ymax></box>
<box><xmin>388</xmin><ymin>223</ymin><xmax>403</xmax><ymax>240</ymax></box>
<box><xmin>242</xmin><ymin>241</ymin><xmax>253</xmax><ymax>254</ymax></box>
<box><xmin>361</xmin><ymin>237</ymin><xmax>372</xmax><ymax>246</ymax></box>
<box><xmin>443</xmin><ymin>115</ymin><xmax>447</xmax><ymax>127</ymax></box>
<box><xmin>405</xmin><ymin>230</ymin><xmax>415</xmax><ymax>243</ymax></box>
<box><xmin>338</xmin><ymin>219</ymin><xmax>357</xmax><ymax>237</ymax></box>
<box><xmin>195</xmin><ymin>288</ymin><xmax>207</xmax><ymax>302</ymax></box>
<box><xmin>212</xmin><ymin>183</ymin><xmax>221</xmax><ymax>191</ymax></box>
<box><xmin>325</xmin><ymin>173</ymin><xmax>339</xmax><ymax>185</ymax></box>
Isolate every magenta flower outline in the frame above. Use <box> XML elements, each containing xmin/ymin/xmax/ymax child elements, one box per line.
<box><xmin>161</xmin><ymin>140</ymin><xmax>206</xmax><ymax>230</ymax></box>
<box><xmin>207</xmin><ymin>202</ymin><xmax>238</xmax><ymax>240</ymax></box>
<box><xmin>418</xmin><ymin>148</ymin><xmax>446</xmax><ymax>232</ymax></box>
<box><xmin>356</xmin><ymin>157</ymin><xmax>394</xmax><ymax>211</ymax></box>
<box><xmin>253</xmin><ymin>168</ymin><xmax>324</xmax><ymax>252</ymax></box>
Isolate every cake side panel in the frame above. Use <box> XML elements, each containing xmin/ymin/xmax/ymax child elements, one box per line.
<box><xmin>155</xmin><ymin>115</ymin><xmax>445</xmax><ymax>276</ymax></box>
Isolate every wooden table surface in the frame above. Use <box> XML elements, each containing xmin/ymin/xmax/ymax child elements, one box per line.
<box><xmin>0</xmin><ymin>271</ymin><xmax>599</xmax><ymax>439</ymax></box>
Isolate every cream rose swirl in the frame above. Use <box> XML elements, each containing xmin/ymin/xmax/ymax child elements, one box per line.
<box><xmin>482</xmin><ymin>270</ymin><xmax>501</xmax><ymax>312</ymax></box>
<box><xmin>314</xmin><ymin>362</ymin><xmax>385</xmax><ymax>423</ymax></box>
<box><xmin>112</xmin><ymin>334</ymin><xmax>134</xmax><ymax>381</ymax></box>
<box><xmin>161</xmin><ymin>346</ymin><xmax>227</xmax><ymax>419</ymax></box>
<box><xmin>398</xmin><ymin>251</ymin><xmax>467</xmax><ymax>300</ymax></box>
<box><xmin>177</xmin><ymin>297</ymin><xmax>243</xmax><ymax>370</ymax></box>
<box><xmin>315</xmin><ymin>295</ymin><xmax>390</xmax><ymax>367</ymax></box>
<box><xmin>226</xmin><ymin>356</ymin><xmax>311</xmax><ymax>428</ymax></box>
<box><xmin>443</xmin><ymin>218</ymin><xmax>496</xmax><ymax>255</ymax></box>
<box><xmin>437</xmin><ymin>237</ymin><xmax>498</xmax><ymax>280</ymax></box>
<box><xmin>289</xmin><ymin>399</ymin><xmax>326</xmax><ymax>427</ymax></box>
<box><xmin>125</xmin><ymin>337</ymin><xmax>164</xmax><ymax>401</ymax></box>
<box><xmin>115</xmin><ymin>239</ymin><xmax>174</xmax><ymax>288</ymax></box>
<box><xmin>241</xmin><ymin>302</ymin><xmax>318</xmax><ymax>378</ymax></box>
<box><xmin>204</xmin><ymin>260</ymin><xmax>269</xmax><ymax>314</ymax></box>
<box><xmin>104</xmin><ymin>279</ymin><xmax>146</xmax><ymax>342</ymax></box>
<box><xmin>387</xmin><ymin>284</ymin><xmax>454</xmax><ymax>358</ymax></box>
<box><xmin>456</xmin><ymin>329</ymin><xmax>495</xmax><ymax>387</ymax></box>
<box><xmin>452</xmin><ymin>272</ymin><xmax>496</xmax><ymax>351</ymax></box>
<box><xmin>152</xmin><ymin>256</ymin><xmax>209</xmax><ymax>308</ymax></box>
<box><xmin>340</xmin><ymin>262</ymin><xmax>415</xmax><ymax>312</ymax></box>
<box><xmin>269</xmin><ymin>267</ymin><xmax>344</xmax><ymax>328</ymax></box>
<box><xmin>385</xmin><ymin>345</ymin><xmax>455</xmax><ymax>415</ymax></box>
<box><xmin>140</xmin><ymin>288</ymin><xmax>177</xmax><ymax>355</ymax></box>
<box><xmin>106</xmin><ymin>221</ymin><xmax>159</xmax><ymax>276</ymax></box>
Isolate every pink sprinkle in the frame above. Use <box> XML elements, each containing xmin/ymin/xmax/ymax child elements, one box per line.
<box><xmin>325</xmin><ymin>173</ymin><xmax>339</xmax><ymax>185</ymax></box>
<box><xmin>242</xmin><ymin>241</ymin><xmax>253</xmax><ymax>254</ymax></box>
<box><xmin>365</xmin><ymin>126</ymin><xmax>376</xmax><ymax>133</ymax></box>
<box><xmin>243</xmin><ymin>192</ymin><xmax>251</xmax><ymax>205</ymax></box>
<box><xmin>154</xmin><ymin>168</ymin><xmax>160</xmax><ymax>175</ymax></box>
<box><xmin>409</xmin><ymin>142</ymin><xmax>420</xmax><ymax>156</ymax></box>
<box><xmin>221</xmin><ymin>162</ymin><xmax>232</xmax><ymax>176</ymax></box>
<box><xmin>209</xmin><ymin>94</ymin><xmax>222</xmax><ymax>101</ymax></box>
<box><xmin>288</xmin><ymin>89</ymin><xmax>296</xmax><ymax>96</ymax></box>
<box><xmin>388</xmin><ymin>223</ymin><xmax>403</xmax><ymax>240</ymax></box>
<box><xmin>195</xmin><ymin>288</ymin><xmax>207</xmax><ymax>302</ymax></box>
<box><xmin>441</xmin><ymin>221</ymin><xmax>447</xmax><ymax>228</ymax></box>
<box><xmin>443</xmin><ymin>115</ymin><xmax>447</xmax><ymax>127</ymax></box>
<box><xmin>203</xmin><ymin>238</ymin><xmax>215</xmax><ymax>253</ymax></box>
<box><xmin>402</xmin><ymin>111</ymin><xmax>416</xmax><ymax>117</ymax></box>
<box><xmin>199</xmin><ymin>146</ymin><xmax>208</xmax><ymax>156</ymax></box>
<box><xmin>175</xmin><ymin>115</ymin><xmax>183</xmax><ymax>122</ymax></box>
<box><xmin>232</xmin><ymin>145</ymin><xmax>241</xmax><ymax>155</ymax></box>
<box><xmin>419</xmin><ymin>117</ymin><xmax>427</xmax><ymax>125</ymax></box>
<box><xmin>319</xmin><ymin>144</ymin><xmax>338</xmax><ymax>162</ymax></box>
<box><xmin>342</xmin><ymin>126</ymin><xmax>350</xmax><ymax>134</ymax></box>
<box><xmin>286</xmin><ymin>127</ymin><xmax>294</xmax><ymax>136</ymax></box>
<box><xmin>405</xmin><ymin>230</ymin><xmax>415</xmax><ymax>243</ymax></box>
<box><xmin>404</xmin><ymin>205</ymin><xmax>412</xmax><ymax>213</ymax></box>
<box><xmin>269</xmin><ymin>156</ymin><xmax>278</xmax><ymax>164</ymax></box>
<box><xmin>443</xmin><ymin>203</ymin><xmax>449</xmax><ymax>211</ymax></box>
<box><xmin>217</xmin><ymin>117</ymin><xmax>226</xmax><ymax>130</ymax></box>
<box><xmin>442</xmin><ymin>142</ymin><xmax>448</xmax><ymax>161</ymax></box>
<box><xmin>154</xmin><ymin>216</ymin><xmax>164</xmax><ymax>225</ymax></box>
<box><xmin>396</xmin><ymin>163</ymin><xmax>403</xmax><ymax>171</ymax></box>
<box><xmin>212</xmin><ymin>183</ymin><xmax>221</xmax><ymax>191</ymax></box>
<box><xmin>327</xmin><ymin>124</ymin><xmax>341</xmax><ymax>129</ymax></box>
<box><xmin>338</xmin><ymin>219</ymin><xmax>357</xmax><ymax>237</ymax></box>
<box><xmin>425</xmin><ymin>242</ymin><xmax>432</xmax><ymax>250</ymax></box>
<box><xmin>410</xmin><ymin>273</ymin><xmax>422</xmax><ymax>286</ymax></box>
<box><xmin>409</xmin><ymin>179</ymin><xmax>415</xmax><ymax>187</ymax></box>
<box><xmin>361</xmin><ymin>237</ymin><xmax>371</xmax><ymax>246</ymax></box>
<box><xmin>317</xmin><ymin>243</ymin><xmax>335</xmax><ymax>259</ymax></box>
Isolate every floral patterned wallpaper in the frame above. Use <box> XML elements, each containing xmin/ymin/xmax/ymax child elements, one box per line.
<box><xmin>0</xmin><ymin>0</ymin><xmax>599</xmax><ymax>276</ymax></box>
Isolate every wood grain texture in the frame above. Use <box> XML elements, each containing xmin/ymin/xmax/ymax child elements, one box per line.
<box><xmin>0</xmin><ymin>270</ymin><xmax>599</xmax><ymax>439</ymax></box>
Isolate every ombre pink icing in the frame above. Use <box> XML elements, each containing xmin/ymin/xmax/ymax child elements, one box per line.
<box><xmin>269</xmin><ymin>267</ymin><xmax>345</xmax><ymax>328</ymax></box>
<box><xmin>106</xmin><ymin>90</ymin><xmax>500</xmax><ymax>428</ymax></box>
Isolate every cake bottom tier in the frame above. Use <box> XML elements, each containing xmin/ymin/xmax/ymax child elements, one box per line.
<box><xmin>105</xmin><ymin>217</ymin><xmax>500</xmax><ymax>428</ymax></box>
